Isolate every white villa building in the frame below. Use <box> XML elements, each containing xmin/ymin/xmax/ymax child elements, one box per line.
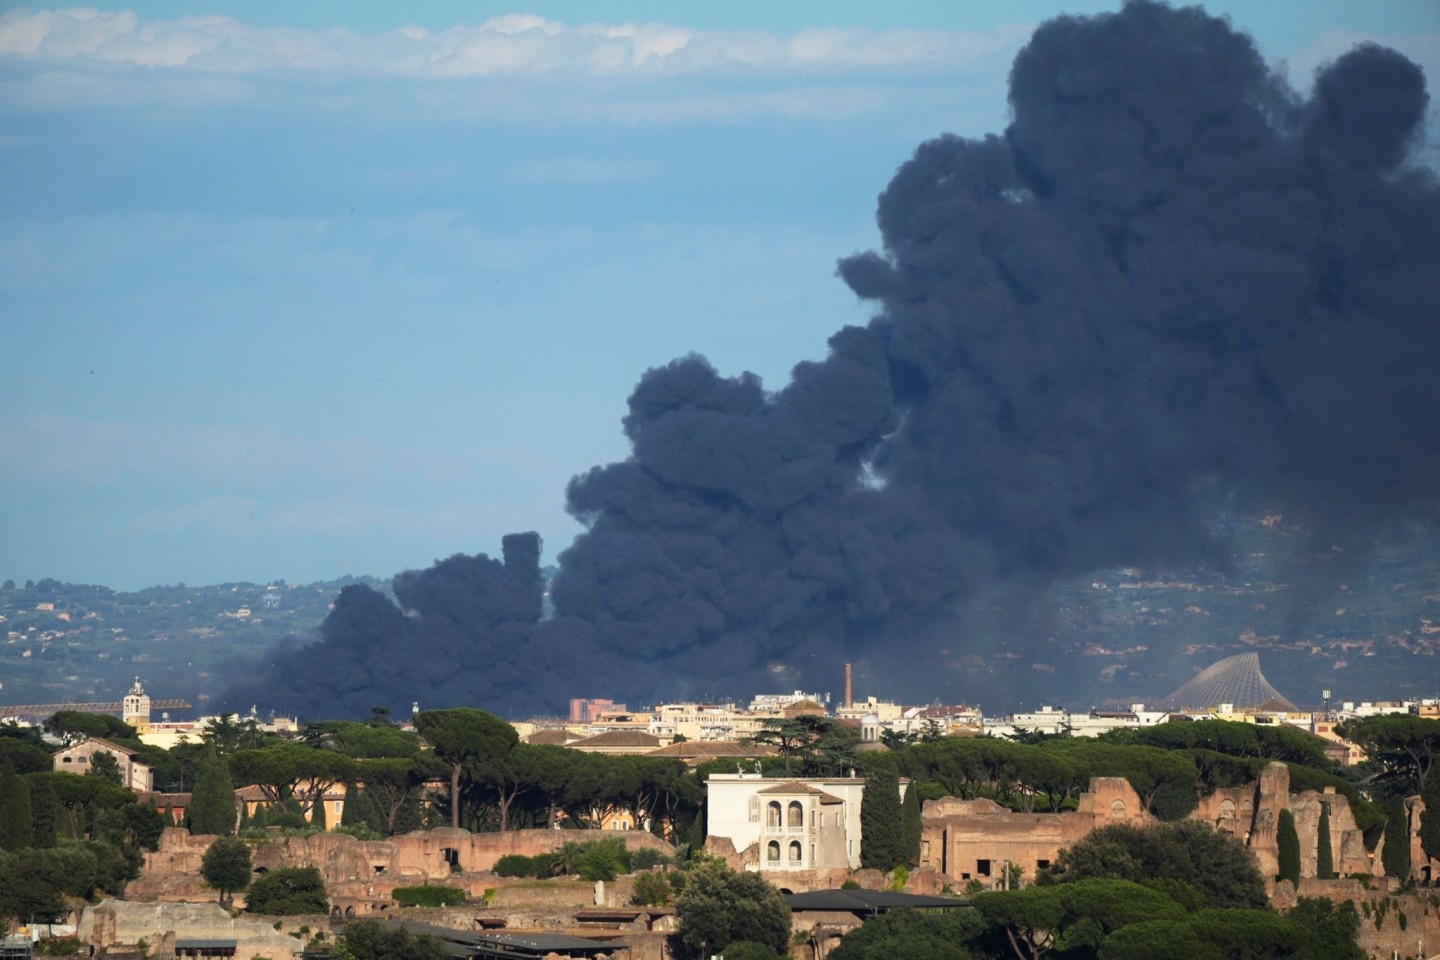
<box><xmin>706</xmin><ymin>773</ymin><xmax>872</xmax><ymax>873</ymax></box>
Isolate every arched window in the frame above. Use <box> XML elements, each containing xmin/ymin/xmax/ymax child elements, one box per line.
<box><xmin>787</xmin><ymin>801</ymin><xmax>804</xmax><ymax>827</ymax></box>
<box><xmin>1219</xmin><ymin>799</ymin><xmax>1236</xmax><ymax>820</ymax></box>
<box><xmin>767</xmin><ymin>801</ymin><xmax>782</xmax><ymax>828</ymax></box>
<box><xmin>1110</xmin><ymin>799</ymin><xmax>1127</xmax><ymax>820</ymax></box>
<box><xmin>767</xmin><ymin>841</ymin><xmax>780</xmax><ymax>862</ymax></box>
<box><xmin>789</xmin><ymin>841</ymin><xmax>802</xmax><ymax>863</ymax></box>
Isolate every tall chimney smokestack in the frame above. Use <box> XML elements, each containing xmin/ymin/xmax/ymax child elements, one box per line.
<box><xmin>845</xmin><ymin>662</ymin><xmax>853</xmax><ymax>709</ymax></box>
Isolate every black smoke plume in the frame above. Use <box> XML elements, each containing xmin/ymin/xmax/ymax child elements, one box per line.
<box><xmin>228</xmin><ymin>1</ymin><xmax>1439</xmax><ymax>719</ymax></box>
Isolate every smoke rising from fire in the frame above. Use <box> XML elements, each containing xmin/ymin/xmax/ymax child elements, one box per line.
<box><xmin>227</xmin><ymin>2</ymin><xmax>1439</xmax><ymax>718</ymax></box>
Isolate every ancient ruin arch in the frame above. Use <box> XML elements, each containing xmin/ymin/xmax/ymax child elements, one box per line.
<box><xmin>1220</xmin><ymin>799</ymin><xmax>1236</xmax><ymax>820</ymax></box>
<box><xmin>1110</xmin><ymin>799</ymin><xmax>1127</xmax><ymax>820</ymax></box>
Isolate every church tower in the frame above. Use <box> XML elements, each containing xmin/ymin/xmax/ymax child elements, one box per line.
<box><xmin>122</xmin><ymin>677</ymin><xmax>152</xmax><ymax>732</ymax></box>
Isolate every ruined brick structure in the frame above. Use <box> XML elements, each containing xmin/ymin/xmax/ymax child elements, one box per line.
<box><xmin>920</xmin><ymin>763</ymin><xmax>1399</xmax><ymax>894</ymax></box>
<box><xmin>133</xmin><ymin>826</ymin><xmax>673</xmax><ymax>916</ymax></box>
<box><xmin>919</xmin><ymin>777</ymin><xmax>1148</xmax><ymax>887</ymax></box>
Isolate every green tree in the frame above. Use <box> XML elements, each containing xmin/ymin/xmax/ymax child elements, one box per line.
<box><xmin>633</xmin><ymin>871</ymin><xmax>671</xmax><ymax>907</ymax></box>
<box><xmin>0</xmin><ymin>760</ymin><xmax>34</xmax><ymax>851</ymax></box>
<box><xmin>188</xmin><ymin>750</ymin><xmax>238</xmax><ymax>836</ymax></box>
<box><xmin>412</xmin><ymin>708</ymin><xmax>517</xmax><ymax>830</ymax></box>
<box><xmin>1316</xmin><ymin>800</ymin><xmax>1335</xmax><ymax>880</ymax></box>
<box><xmin>975</xmin><ymin>879</ymin><xmax>1185</xmax><ymax>960</ymax></box>
<box><xmin>674</xmin><ymin>859</ymin><xmax>790</xmax><ymax>960</ymax></box>
<box><xmin>27</xmin><ymin>775</ymin><xmax>58</xmax><ymax>849</ymax></box>
<box><xmin>88</xmin><ymin>750</ymin><xmax>123</xmax><ymax>785</ymax></box>
<box><xmin>200</xmin><ymin>837</ymin><xmax>252</xmax><ymax>907</ymax></box>
<box><xmin>339</xmin><ymin>918</ymin><xmax>450</xmax><ymax>960</ymax></box>
<box><xmin>0</xmin><ymin>849</ymin><xmax>68</xmax><ymax>924</ymax></box>
<box><xmin>1381</xmin><ymin>795</ymin><xmax>1412</xmax><ymax>883</ymax></box>
<box><xmin>1284</xmin><ymin>897</ymin><xmax>1365</xmax><ymax>960</ymax></box>
<box><xmin>860</xmin><ymin>765</ymin><xmax>904</xmax><ymax>872</ymax></box>
<box><xmin>1046</xmin><ymin>820</ymin><xmax>1267</xmax><ymax>909</ymax></box>
<box><xmin>1276</xmin><ymin>808</ymin><xmax>1300</xmax><ymax>886</ymax></box>
<box><xmin>341</xmin><ymin>783</ymin><xmax>387</xmax><ymax>836</ymax></box>
<box><xmin>43</xmin><ymin>711</ymin><xmax>139</xmax><ymax>747</ymax></box>
<box><xmin>244</xmin><ymin>865</ymin><xmax>329</xmax><ymax>915</ymax></box>
<box><xmin>0</xmin><ymin>737</ymin><xmax>56</xmax><ymax>775</ymax></box>
<box><xmin>827</xmin><ymin>908</ymin><xmax>980</xmax><ymax>960</ymax></box>
<box><xmin>229</xmin><ymin>743</ymin><xmax>355</xmax><ymax>822</ymax></box>
<box><xmin>1095</xmin><ymin>919</ymin><xmax>1221</xmax><ymax>960</ymax></box>
<box><xmin>901</xmin><ymin>776</ymin><xmax>923</xmax><ymax>866</ymax></box>
<box><xmin>1336</xmin><ymin>714</ymin><xmax>1440</xmax><ymax>794</ymax></box>
<box><xmin>1419</xmin><ymin>763</ymin><xmax>1440</xmax><ymax>866</ymax></box>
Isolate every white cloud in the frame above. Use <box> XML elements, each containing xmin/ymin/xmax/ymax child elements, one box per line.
<box><xmin>0</xmin><ymin>7</ymin><xmax>1027</xmax><ymax>79</ymax></box>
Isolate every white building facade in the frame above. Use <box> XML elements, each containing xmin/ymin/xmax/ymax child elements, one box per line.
<box><xmin>706</xmin><ymin>774</ymin><xmax>868</xmax><ymax>872</ymax></box>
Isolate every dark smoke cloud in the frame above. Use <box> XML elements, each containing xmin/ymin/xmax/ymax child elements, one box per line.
<box><xmin>228</xmin><ymin>1</ymin><xmax>1439</xmax><ymax>719</ymax></box>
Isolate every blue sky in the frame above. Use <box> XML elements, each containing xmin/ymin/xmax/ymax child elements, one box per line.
<box><xmin>2</xmin><ymin>1</ymin><xmax>1437</xmax><ymax>590</ymax></box>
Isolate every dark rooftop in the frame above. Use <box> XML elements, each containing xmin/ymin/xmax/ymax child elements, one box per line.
<box><xmin>785</xmin><ymin>889</ymin><xmax>969</xmax><ymax>916</ymax></box>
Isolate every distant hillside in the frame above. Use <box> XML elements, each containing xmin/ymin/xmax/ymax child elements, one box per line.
<box><xmin>891</xmin><ymin>509</ymin><xmax>1440</xmax><ymax>712</ymax></box>
<box><xmin>0</xmin><ymin>575</ymin><xmax>388</xmax><ymax>714</ymax></box>
<box><xmin>6</xmin><ymin>510</ymin><xmax>1439</xmax><ymax>715</ymax></box>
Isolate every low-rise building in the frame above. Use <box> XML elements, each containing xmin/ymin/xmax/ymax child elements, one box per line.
<box><xmin>53</xmin><ymin>737</ymin><xmax>154</xmax><ymax>793</ymax></box>
<box><xmin>706</xmin><ymin>773</ymin><xmax>872</xmax><ymax>874</ymax></box>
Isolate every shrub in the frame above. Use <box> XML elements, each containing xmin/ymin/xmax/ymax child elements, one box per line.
<box><xmin>245</xmin><ymin>867</ymin><xmax>329</xmax><ymax>916</ymax></box>
<box><xmin>492</xmin><ymin>855</ymin><xmax>537</xmax><ymax>878</ymax></box>
<box><xmin>631</xmin><ymin>847</ymin><xmax>670</xmax><ymax>872</ymax></box>
<box><xmin>392</xmin><ymin>885</ymin><xmax>467</xmax><ymax>907</ymax></box>
<box><xmin>633</xmin><ymin>871</ymin><xmax>671</xmax><ymax>907</ymax></box>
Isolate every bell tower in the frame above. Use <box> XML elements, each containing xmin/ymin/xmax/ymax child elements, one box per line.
<box><xmin>122</xmin><ymin>677</ymin><xmax>152</xmax><ymax>732</ymax></box>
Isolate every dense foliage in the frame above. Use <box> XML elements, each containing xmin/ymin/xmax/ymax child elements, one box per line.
<box><xmin>1042</xmin><ymin>820</ymin><xmax>1268</xmax><ymax>910</ymax></box>
<box><xmin>390</xmin><ymin>885</ymin><xmax>466</xmax><ymax>907</ymax></box>
<box><xmin>244</xmin><ymin>866</ymin><xmax>329</xmax><ymax>915</ymax></box>
<box><xmin>200</xmin><ymin>837</ymin><xmax>252</xmax><ymax>906</ymax></box>
<box><xmin>860</xmin><ymin>764</ymin><xmax>904</xmax><ymax>871</ymax></box>
<box><xmin>337</xmin><ymin>918</ymin><xmax>451</xmax><ymax>960</ymax></box>
<box><xmin>1277</xmin><ymin>809</ymin><xmax>1300</xmax><ymax>886</ymax></box>
<box><xmin>674</xmin><ymin>859</ymin><xmax>790</xmax><ymax>960</ymax></box>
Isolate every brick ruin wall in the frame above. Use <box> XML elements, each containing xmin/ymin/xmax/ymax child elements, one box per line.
<box><xmin>133</xmin><ymin>826</ymin><xmax>673</xmax><ymax>909</ymax></box>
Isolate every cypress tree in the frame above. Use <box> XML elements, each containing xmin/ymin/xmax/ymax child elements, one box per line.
<box><xmin>1419</xmin><ymin>766</ymin><xmax>1440</xmax><ymax>868</ymax></box>
<box><xmin>0</xmin><ymin>760</ymin><xmax>34</xmax><ymax>851</ymax></box>
<box><xmin>341</xmin><ymin>785</ymin><xmax>385</xmax><ymax>835</ymax></box>
<box><xmin>1317</xmin><ymin>800</ymin><xmax>1335</xmax><ymax>880</ymax></box>
<box><xmin>860</xmin><ymin>765</ymin><xmax>904</xmax><ymax>872</ymax></box>
<box><xmin>28</xmin><ymin>774</ymin><xmax>58</xmax><ymax>849</ymax></box>
<box><xmin>1277</xmin><ymin>808</ymin><xmax>1300</xmax><ymax>886</ymax></box>
<box><xmin>188</xmin><ymin>750</ymin><xmax>237</xmax><ymax>836</ymax></box>
<box><xmin>312</xmin><ymin>791</ymin><xmax>329</xmax><ymax>830</ymax></box>
<box><xmin>1382</xmin><ymin>795</ymin><xmax>1412</xmax><ymax>884</ymax></box>
<box><xmin>900</xmin><ymin>778</ymin><xmax>923</xmax><ymax>867</ymax></box>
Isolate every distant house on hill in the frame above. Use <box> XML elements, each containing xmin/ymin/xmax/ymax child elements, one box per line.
<box><xmin>52</xmin><ymin>736</ymin><xmax>154</xmax><ymax>792</ymax></box>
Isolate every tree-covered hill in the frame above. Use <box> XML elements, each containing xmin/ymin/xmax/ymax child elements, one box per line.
<box><xmin>0</xmin><ymin>576</ymin><xmax>388</xmax><ymax>714</ymax></box>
